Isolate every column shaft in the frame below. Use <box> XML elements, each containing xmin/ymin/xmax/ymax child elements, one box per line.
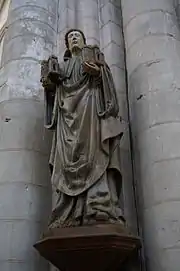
<box><xmin>122</xmin><ymin>0</ymin><xmax>180</xmax><ymax>270</ymax></box>
<box><xmin>99</xmin><ymin>0</ymin><xmax>138</xmax><ymax>233</ymax></box>
<box><xmin>0</xmin><ymin>0</ymin><xmax>58</xmax><ymax>270</ymax></box>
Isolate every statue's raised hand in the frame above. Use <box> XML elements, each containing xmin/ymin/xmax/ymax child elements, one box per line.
<box><xmin>82</xmin><ymin>61</ymin><xmax>100</xmax><ymax>76</ymax></box>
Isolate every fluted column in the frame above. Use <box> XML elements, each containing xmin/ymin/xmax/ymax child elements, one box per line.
<box><xmin>122</xmin><ymin>0</ymin><xmax>180</xmax><ymax>270</ymax></box>
<box><xmin>0</xmin><ymin>0</ymin><xmax>58</xmax><ymax>270</ymax></box>
<box><xmin>99</xmin><ymin>0</ymin><xmax>138</xmax><ymax>233</ymax></box>
<box><xmin>57</xmin><ymin>0</ymin><xmax>78</xmax><ymax>61</ymax></box>
<box><xmin>57</xmin><ymin>0</ymin><xmax>100</xmax><ymax>59</ymax></box>
<box><xmin>77</xmin><ymin>0</ymin><xmax>100</xmax><ymax>45</ymax></box>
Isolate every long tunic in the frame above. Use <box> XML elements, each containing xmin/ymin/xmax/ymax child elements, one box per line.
<box><xmin>44</xmin><ymin>53</ymin><xmax>124</xmax><ymax>227</ymax></box>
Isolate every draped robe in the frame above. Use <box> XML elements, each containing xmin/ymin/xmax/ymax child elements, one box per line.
<box><xmin>44</xmin><ymin>53</ymin><xmax>124</xmax><ymax>227</ymax></box>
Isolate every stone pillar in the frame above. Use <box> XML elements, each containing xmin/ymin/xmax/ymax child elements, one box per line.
<box><xmin>0</xmin><ymin>0</ymin><xmax>58</xmax><ymax>270</ymax></box>
<box><xmin>57</xmin><ymin>0</ymin><xmax>78</xmax><ymax>61</ymax></box>
<box><xmin>122</xmin><ymin>0</ymin><xmax>180</xmax><ymax>270</ymax></box>
<box><xmin>99</xmin><ymin>0</ymin><xmax>138</xmax><ymax>234</ymax></box>
<box><xmin>77</xmin><ymin>0</ymin><xmax>100</xmax><ymax>45</ymax></box>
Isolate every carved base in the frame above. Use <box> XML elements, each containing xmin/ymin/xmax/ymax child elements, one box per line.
<box><xmin>34</xmin><ymin>224</ymin><xmax>141</xmax><ymax>271</ymax></box>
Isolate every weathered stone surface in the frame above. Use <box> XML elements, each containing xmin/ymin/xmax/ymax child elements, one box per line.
<box><xmin>9</xmin><ymin>5</ymin><xmax>57</xmax><ymax>30</ymax></box>
<box><xmin>0</xmin><ymin>111</ymin><xmax>50</xmax><ymax>153</ymax></box>
<box><xmin>3</xmin><ymin>35</ymin><xmax>54</xmax><ymax>64</ymax></box>
<box><xmin>0</xmin><ymin>1</ymin><xmax>57</xmax><ymax>270</ymax></box>
<box><xmin>143</xmin><ymin>201</ymin><xmax>180</xmax><ymax>250</ymax></box>
<box><xmin>144</xmin><ymin>206</ymin><xmax>179</xmax><ymax>271</ymax></box>
<box><xmin>129</xmin><ymin>59</ymin><xmax>180</xmax><ymax>98</ymax></box>
<box><xmin>100</xmin><ymin>21</ymin><xmax>124</xmax><ymax>48</ymax></box>
<box><xmin>6</xmin><ymin>19</ymin><xmax>56</xmax><ymax>45</ymax></box>
<box><xmin>79</xmin><ymin>17</ymin><xmax>100</xmax><ymax>44</ymax></box>
<box><xmin>103</xmin><ymin>42</ymin><xmax>124</xmax><ymax>69</ymax></box>
<box><xmin>99</xmin><ymin>2</ymin><xmax>122</xmax><ymax>27</ymax></box>
<box><xmin>99</xmin><ymin>1</ymin><xmax>138</xmax><ymax>242</ymax></box>
<box><xmin>77</xmin><ymin>0</ymin><xmax>98</xmax><ymax>18</ymax></box>
<box><xmin>58</xmin><ymin>8</ymin><xmax>77</xmax><ymax>32</ymax></box>
<box><xmin>99</xmin><ymin>0</ymin><xmax>121</xmax><ymax>10</ymax></box>
<box><xmin>0</xmin><ymin>182</ymin><xmax>51</xmax><ymax>221</ymax></box>
<box><xmin>125</xmin><ymin>11</ymin><xmax>180</xmax><ymax>50</ymax></box>
<box><xmin>0</xmin><ymin>220</ymin><xmax>12</xmax><ymax>261</ymax></box>
<box><xmin>0</xmin><ymin>150</ymin><xmax>50</xmax><ymax>185</ymax></box>
<box><xmin>109</xmin><ymin>65</ymin><xmax>126</xmax><ymax>94</ymax></box>
<box><xmin>0</xmin><ymin>60</ymin><xmax>43</xmax><ymax>101</ymax></box>
<box><xmin>127</xmin><ymin>35</ymin><xmax>180</xmax><ymax>76</ymax></box>
<box><xmin>137</xmin><ymin>123</ymin><xmax>180</xmax><ymax>165</ymax></box>
<box><xmin>122</xmin><ymin>1</ymin><xmax>180</xmax><ymax>270</ymax></box>
<box><xmin>10</xmin><ymin>0</ymin><xmax>57</xmax><ymax>15</ymax></box>
<box><xmin>141</xmin><ymin>159</ymin><xmax>180</xmax><ymax>209</ymax></box>
<box><xmin>121</xmin><ymin>0</ymin><xmax>175</xmax><ymax>26</ymax></box>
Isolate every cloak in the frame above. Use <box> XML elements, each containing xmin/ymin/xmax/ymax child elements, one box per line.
<box><xmin>44</xmin><ymin>54</ymin><xmax>123</xmax><ymax>197</ymax></box>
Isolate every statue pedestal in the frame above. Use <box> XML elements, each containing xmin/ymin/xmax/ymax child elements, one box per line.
<box><xmin>34</xmin><ymin>224</ymin><xmax>141</xmax><ymax>271</ymax></box>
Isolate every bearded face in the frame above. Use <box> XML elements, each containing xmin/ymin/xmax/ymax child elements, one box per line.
<box><xmin>67</xmin><ymin>30</ymin><xmax>85</xmax><ymax>52</ymax></box>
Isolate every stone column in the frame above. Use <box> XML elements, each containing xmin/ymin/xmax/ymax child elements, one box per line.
<box><xmin>0</xmin><ymin>0</ymin><xmax>58</xmax><ymax>270</ymax></box>
<box><xmin>99</xmin><ymin>0</ymin><xmax>138</xmax><ymax>234</ymax></box>
<box><xmin>77</xmin><ymin>0</ymin><xmax>100</xmax><ymax>45</ymax></box>
<box><xmin>122</xmin><ymin>0</ymin><xmax>180</xmax><ymax>270</ymax></box>
<box><xmin>57</xmin><ymin>0</ymin><xmax>78</xmax><ymax>61</ymax></box>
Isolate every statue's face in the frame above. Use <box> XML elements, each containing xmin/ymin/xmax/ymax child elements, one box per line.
<box><xmin>67</xmin><ymin>30</ymin><xmax>85</xmax><ymax>52</ymax></box>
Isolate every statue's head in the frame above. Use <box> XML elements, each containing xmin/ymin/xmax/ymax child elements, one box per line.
<box><xmin>65</xmin><ymin>29</ymin><xmax>86</xmax><ymax>53</ymax></box>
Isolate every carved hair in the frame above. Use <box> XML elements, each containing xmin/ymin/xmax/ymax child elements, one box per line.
<box><xmin>64</xmin><ymin>29</ymin><xmax>86</xmax><ymax>61</ymax></box>
<box><xmin>65</xmin><ymin>29</ymin><xmax>86</xmax><ymax>49</ymax></box>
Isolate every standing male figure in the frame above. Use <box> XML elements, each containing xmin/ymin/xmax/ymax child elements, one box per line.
<box><xmin>42</xmin><ymin>29</ymin><xmax>125</xmax><ymax>228</ymax></box>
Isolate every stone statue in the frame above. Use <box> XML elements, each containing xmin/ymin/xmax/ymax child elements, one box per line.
<box><xmin>41</xmin><ymin>29</ymin><xmax>125</xmax><ymax>229</ymax></box>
